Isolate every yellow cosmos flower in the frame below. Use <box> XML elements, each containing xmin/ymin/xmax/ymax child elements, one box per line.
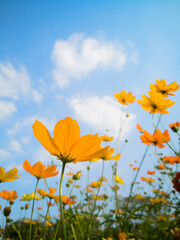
<box><xmin>92</xmin><ymin>148</ymin><xmax>121</xmax><ymax>162</ymax></box>
<box><xmin>32</xmin><ymin>117</ymin><xmax>109</xmax><ymax>164</ymax></box>
<box><xmin>133</xmin><ymin>194</ymin><xmax>146</xmax><ymax>200</ymax></box>
<box><xmin>114</xmin><ymin>175</ymin><xmax>124</xmax><ymax>185</ymax></box>
<box><xmin>37</xmin><ymin>188</ymin><xmax>56</xmax><ymax>199</ymax></box>
<box><xmin>20</xmin><ymin>192</ymin><xmax>41</xmax><ymax>201</ymax></box>
<box><xmin>0</xmin><ymin>167</ymin><xmax>21</xmax><ymax>183</ymax></box>
<box><xmin>24</xmin><ymin>219</ymin><xmax>37</xmax><ymax>224</ymax></box>
<box><xmin>114</xmin><ymin>90</ymin><xmax>135</xmax><ymax>105</ymax></box>
<box><xmin>100</xmin><ymin>134</ymin><xmax>114</xmax><ymax>142</ymax></box>
<box><xmin>137</xmin><ymin>90</ymin><xmax>175</xmax><ymax>114</ymax></box>
<box><xmin>149</xmin><ymin>79</ymin><xmax>179</xmax><ymax>98</ymax></box>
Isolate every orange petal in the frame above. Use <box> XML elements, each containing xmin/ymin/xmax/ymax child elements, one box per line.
<box><xmin>70</xmin><ymin>134</ymin><xmax>101</xmax><ymax>159</ymax></box>
<box><xmin>32</xmin><ymin>121</ymin><xmax>59</xmax><ymax>156</ymax></box>
<box><xmin>53</xmin><ymin>117</ymin><xmax>80</xmax><ymax>157</ymax></box>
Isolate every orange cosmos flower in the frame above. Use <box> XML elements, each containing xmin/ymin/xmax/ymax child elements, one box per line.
<box><xmin>157</xmin><ymin>164</ymin><xmax>165</xmax><ymax>170</ymax></box>
<box><xmin>136</xmin><ymin>124</ymin><xmax>143</xmax><ymax>133</ymax></box>
<box><xmin>89</xmin><ymin>181</ymin><xmax>103</xmax><ymax>188</ymax></box>
<box><xmin>137</xmin><ymin>90</ymin><xmax>175</xmax><ymax>114</ymax></box>
<box><xmin>37</xmin><ymin>207</ymin><xmax>42</xmax><ymax>210</ymax></box>
<box><xmin>37</xmin><ymin>187</ymin><xmax>57</xmax><ymax>199</ymax></box>
<box><xmin>66</xmin><ymin>172</ymin><xmax>74</xmax><ymax>176</ymax></box>
<box><xmin>0</xmin><ymin>167</ymin><xmax>21</xmax><ymax>183</ymax></box>
<box><xmin>92</xmin><ymin>148</ymin><xmax>121</xmax><ymax>162</ymax></box>
<box><xmin>118</xmin><ymin>232</ymin><xmax>126</xmax><ymax>240</ymax></box>
<box><xmin>114</xmin><ymin>90</ymin><xmax>135</xmax><ymax>105</ymax></box>
<box><xmin>149</xmin><ymin>79</ymin><xmax>179</xmax><ymax>98</ymax></box>
<box><xmin>23</xmin><ymin>160</ymin><xmax>58</xmax><ymax>180</ymax></box>
<box><xmin>141</xmin><ymin>177</ymin><xmax>155</xmax><ymax>183</ymax></box>
<box><xmin>85</xmin><ymin>187</ymin><xmax>93</xmax><ymax>193</ymax></box>
<box><xmin>32</xmin><ymin>117</ymin><xmax>109</xmax><ymax>164</ymax></box>
<box><xmin>133</xmin><ymin>167</ymin><xmax>139</xmax><ymax>170</ymax></box>
<box><xmin>140</xmin><ymin>129</ymin><xmax>170</xmax><ymax>148</ymax></box>
<box><xmin>147</xmin><ymin>170</ymin><xmax>156</xmax><ymax>175</ymax></box>
<box><xmin>47</xmin><ymin>202</ymin><xmax>55</xmax><ymax>207</ymax></box>
<box><xmin>162</xmin><ymin>156</ymin><xmax>180</xmax><ymax>165</ymax></box>
<box><xmin>100</xmin><ymin>134</ymin><xmax>114</xmax><ymax>142</ymax></box>
<box><xmin>169</xmin><ymin>122</ymin><xmax>180</xmax><ymax>132</ymax></box>
<box><xmin>54</xmin><ymin>195</ymin><xmax>76</xmax><ymax>205</ymax></box>
<box><xmin>99</xmin><ymin>176</ymin><xmax>108</xmax><ymax>182</ymax></box>
<box><xmin>0</xmin><ymin>190</ymin><xmax>18</xmax><ymax>200</ymax></box>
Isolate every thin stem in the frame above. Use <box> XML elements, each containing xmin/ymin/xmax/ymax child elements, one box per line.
<box><xmin>71</xmin><ymin>223</ymin><xmax>78</xmax><ymax>240</ymax></box>
<box><xmin>85</xmin><ymin>160</ymin><xmax>104</xmax><ymax>240</ymax></box>
<box><xmin>29</xmin><ymin>178</ymin><xmax>39</xmax><ymax>240</ymax></box>
<box><xmin>53</xmin><ymin>162</ymin><xmax>67</xmax><ymax>240</ymax></box>
<box><xmin>11</xmin><ymin>223</ymin><xmax>23</xmax><ymax>240</ymax></box>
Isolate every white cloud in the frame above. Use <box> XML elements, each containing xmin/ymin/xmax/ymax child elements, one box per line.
<box><xmin>0</xmin><ymin>101</ymin><xmax>17</xmax><ymax>120</ymax></box>
<box><xmin>7</xmin><ymin>116</ymin><xmax>37</xmax><ymax>135</ymax></box>
<box><xmin>52</xmin><ymin>34</ymin><xmax>127</xmax><ymax>88</ymax></box>
<box><xmin>69</xmin><ymin>95</ymin><xmax>136</xmax><ymax>139</ymax></box>
<box><xmin>10</xmin><ymin>140</ymin><xmax>22</xmax><ymax>153</ymax></box>
<box><xmin>6</xmin><ymin>162</ymin><xmax>23</xmax><ymax>173</ymax></box>
<box><xmin>0</xmin><ymin>62</ymin><xmax>31</xmax><ymax>100</ymax></box>
<box><xmin>131</xmin><ymin>50</ymin><xmax>139</xmax><ymax>64</ymax></box>
<box><xmin>32</xmin><ymin>90</ymin><xmax>43</xmax><ymax>103</ymax></box>
<box><xmin>0</xmin><ymin>149</ymin><xmax>11</xmax><ymax>159</ymax></box>
<box><xmin>8</xmin><ymin>115</ymin><xmax>57</xmax><ymax>135</ymax></box>
<box><xmin>21</xmin><ymin>136</ymin><xmax>31</xmax><ymax>145</ymax></box>
<box><xmin>33</xmin><ymin>147</ymin><xmax>55</xmax><ymax>164</ymax></box>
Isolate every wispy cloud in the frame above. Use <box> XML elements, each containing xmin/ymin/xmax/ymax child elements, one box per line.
<box><xmin>0</xmin><ymin>149</ymin><xmax>11</xmax><ymax>160</ymax></box>
<box><xmin>0</xmin><ymin>101</ymin><xmax>17</xmax><ymax>120</ymax></box>
<box><xmin>69</xmin><ymin>95</ymin><xmax>136</xmax><ymax>138</ymax></box>
<box><xmin>10</xmin><ymin>140</ymin><xmax>22</xmax><ymax>153</ymax></box>
<box><xmin>52</xmin><ymin>33</ymin><xmax>127</xmax><ymax>88</ymax></box>
<box><xmin>0</xmin><ymin>62</ymin><xmax>31</xmax><ymax>100</ymax></box>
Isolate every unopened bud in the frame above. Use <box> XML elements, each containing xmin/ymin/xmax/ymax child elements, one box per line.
<box><xmin>126</xmin><ymin>113</ymin><xmax>130</xmax><ymax>117</ymax></box>
<box><xmin>3</xmin><ymin>206</ymin><xmax>11</xmax><ymax>217</ymax></box>
<box><xmin>25</xmin><ymin>203</ymin><xmax>29</xmax><ymax>210</ymax></box>
<box><xmin>66</xmin><ymin>183</ymin><xmax>70</xmax><ymax>188</ymax></box>
<box><xmin>171</xmin><ymin>126</ymin><xmax>179</xmax><ymax>133</ymax></box>
<box><xmin>21</xmin><ymin>206</ymin><xmax>24</xmax><ymax>210</ymax></box>
<box><xmin>9</xmin><ymin>200</ymin><xmax>14</xmax><ymax>205</ymax></box>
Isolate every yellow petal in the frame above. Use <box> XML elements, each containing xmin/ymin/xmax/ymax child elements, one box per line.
<box><xmin>0</xmin><ymin>167</ymin><xmax>5</xmax><ymax>180</ymax></box>
<box><xmin>3</xmin><ymin>168</ymin><xmax>20</xmax><ymax>182</ymax></box>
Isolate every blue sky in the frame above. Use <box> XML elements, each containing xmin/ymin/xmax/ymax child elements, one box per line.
<box><xmin>0</xmin><ymin>0</ymin><xmax>180</xmax><ymax>220</ymax></box>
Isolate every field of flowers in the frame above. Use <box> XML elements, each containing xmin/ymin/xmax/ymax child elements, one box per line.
<box><xmin>0</xmin><ymin>79</ymin><xmax>180</xmax><ymax>240</ymax></box>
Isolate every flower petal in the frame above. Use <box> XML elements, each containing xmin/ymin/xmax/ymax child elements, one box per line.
<box><xmin>53</xmin><ymin>117</ymin><xmax>80</xmax><ymax>157</ymax></box>
<box><xmin>32</xmin><ymin>120</ymin><xmax>59</xmax><ymax>156</ymax></box>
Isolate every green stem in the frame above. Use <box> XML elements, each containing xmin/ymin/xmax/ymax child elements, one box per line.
<box><xmin>40</xmin><ymin>198</ymin><xmax>51</xmax><ymax>238</ymax></box>
<box><xmin>53</xmin><ymin>162</ymin><xmax>67</xmax><ymax>240</ymax></box>
<box><xmin>11</xmin><ymin>223</ymin><xmax>23</xmax><ymax>240</ymax></box>
<box><xmin>123</xmin><ymin>115</ymin><xmax>162</xmax><ymax>229</ymax></box>
<box><xmin>85</xmin><ymin>160</ymin><xmax>104</xmax><ymax>240</ymax></box>
<box><xmin>71</xmin><ymin>223</ymin><xmax>78</xmax><ymax>240</ymax></box>
<box><xmin>29</xmin><ymin>178</ymin><xmax>39</xmax><ymax>240</ymax></box>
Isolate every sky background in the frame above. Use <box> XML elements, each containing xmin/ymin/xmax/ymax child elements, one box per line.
<box><xmin>0</xmin><ymin>0</ymin><xmax>180</xmax><ymax>220</ymax></box>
